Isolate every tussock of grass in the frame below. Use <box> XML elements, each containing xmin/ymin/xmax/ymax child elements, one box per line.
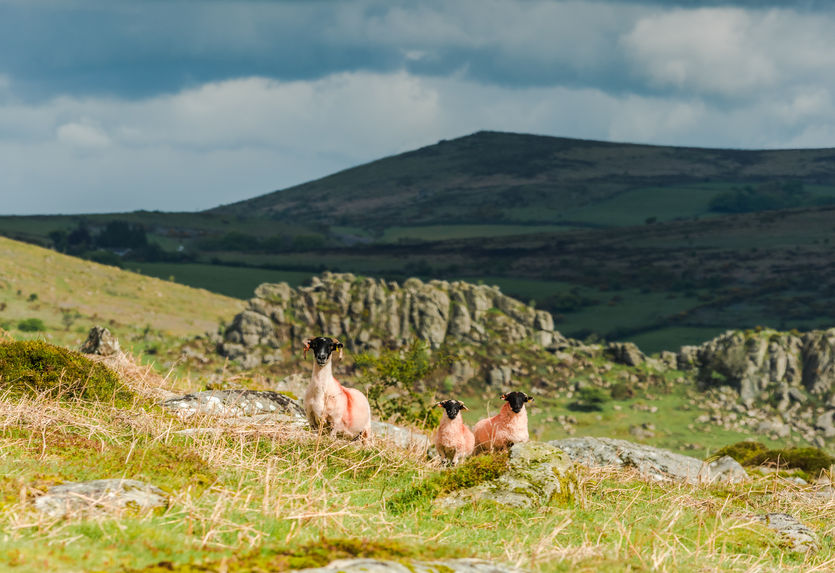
<box><xmin>132</xmin><ymin>537</ymin><xmax>418</xmax><ymax>572</ymax></box>
<box><xmin>0</xmin><ymin>340</ymin><xmax>134</xmax><ymax>406</ymax></box>
<box><xmin>716</xmin><ymin>440</ymin><xmax>835</xmax><ymax>477</ymax></box>
<box><xmin>387</xmin><ymin>452</ymin><xmax>510</xmax><ymax>515</ymax></box>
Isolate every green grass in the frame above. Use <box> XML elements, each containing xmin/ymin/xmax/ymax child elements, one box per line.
<box><xmin>130</xmin><ymin>263</ymin><xmax>315</xmax><ymax>300</ymax></box>
<box><xmin>1</xmin><ymin>340</ymin><xmax>833</xmax><ymax>572</ymax></box>
<box><xmin>0</xmin><ymin>236</ymin><xmax>244</xmax><ymax>351</ymax></box>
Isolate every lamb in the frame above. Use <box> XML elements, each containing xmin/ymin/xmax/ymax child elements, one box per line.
<box><xmin>472</xmin><ymin>391</ymin><xmax>532</xmax><ymax>453</ymax></box>
<box><xmin>432</xmin><ymin>399</ymin><xmax>475</xmax><ymax>466</ymax></box>
<box><xmin>302</xmin><ymin>336</ymin><xmax>371</xmax><ymax>440</ymax></box>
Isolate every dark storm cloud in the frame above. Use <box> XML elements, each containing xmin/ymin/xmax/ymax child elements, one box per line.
<box><xmin>2</xmin><ymin>0</ymin><xmax>835</xmax><ymax>214</ymax></box>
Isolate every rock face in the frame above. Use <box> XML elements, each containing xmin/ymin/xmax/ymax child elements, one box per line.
<box><xmin>679</xmin><ymin>328</ymin><xmax>835</xmax><ymax>406</ymax></box>
<box><xmin>34</xmin><ymin>479</ymin><xmax>167</xmax><ymax>518</ymax></box>
<box><xmin>296</xmin><ymin>558</ymin><xmax>526</xmax><ymax>573</ymax></box>
<box><xmin>218</xmin><ymin>272</ymin><xmax>566</xmax><ymax>367</ymax></box>
<box><xmin>79</xmin><ymin>326</ymin><xmax>122</xmax><ymax>356</ymax></box>
<box><xmin>549</xmin><ymin>437</ymin><xmax>748</xmax><ymax>484</ymax></box>
<box><xmin>436</xmin><ymin>441</ymin><xmax>575</xmax><ymax>509</ymax></box>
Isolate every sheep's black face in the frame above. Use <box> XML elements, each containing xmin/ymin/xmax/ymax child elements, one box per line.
<box><xmin>305</xmin><ymin>337</ymin><xmax>343</xmax><ymax>366</ymax></box>
<box><xmin>502</xmin><ymin>391</ymin><xmax>532</xmax><ymax>414</ymax></box>
<box><xmin>437</xmin><ymin>399</ymin><xmax>468</xmax><ymax>420</ymax></box>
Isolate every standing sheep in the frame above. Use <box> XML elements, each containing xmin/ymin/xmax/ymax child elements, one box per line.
<box><xmin>472</xmin><ymin>391</ymin><xmax>532</xmax><ymax>453</ymax></box>
<box><xmin>432</xmin><ymin>399</ymin><xmax>475</xmax><ymax>466</ymax></box>
<box><xmin>303</xmin><ymin>336</ymin><xmax>371</xmax><ymax>440</ymax></box>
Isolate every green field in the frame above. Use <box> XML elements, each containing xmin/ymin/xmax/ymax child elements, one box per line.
<box><xmin>380</xmin><ymin>224</ymin><xmax>580</xmax><ymax>243</ymax></box>
<box><xmin>131</xmin><ymin>263</ymin><xmax>315</xmax><ymax>300</ymax></box>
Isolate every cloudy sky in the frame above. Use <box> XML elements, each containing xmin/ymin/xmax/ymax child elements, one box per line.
<box><xmin>2</xmin><ymin>0</ymin><xmax>835</xmax><ymax>215</ymax></box>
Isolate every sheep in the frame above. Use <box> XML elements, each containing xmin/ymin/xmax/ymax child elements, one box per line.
<box><xmin>472</xmin><ymin>391</ymin><xmax>532</xmax><ymax>453</ymax></box>
<box><xmin>302</xmin><ymin>336</ymin><xmax>371</xmax><ymax>440</ymax></box>
<box><xmin>432</xmin><ymin>399</ymin><xmax>475</xmax><ymax>466</ymax></box>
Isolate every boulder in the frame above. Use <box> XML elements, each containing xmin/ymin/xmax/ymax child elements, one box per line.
<box><xmin>754</xmin><ymin>513</ymin><xmax>818</xmax><ymax>554</ymax></box>
<box><xmin>549</xmin><ymin>437</ymin><xmax>748</xmax><ymax>484</ymax></box>
<box><xmin>79</xmin><ymin>326</ymin><xmax>121</xmax><ymax>357</ymax></box>
<box><xmin>435</xmin><ymin>441</ymin><xmax>575</xmax><ymax>509</ymax></box>
<box><xmin>35</xmin><ymin>479</ymin><xmax>167</xmax><ymax>518</ymax></box>
<box><xmin>296</xmin><ymin>558</ymin><xmax>526</xmax><ymax>573</ymax></box>
<box><xmin>162</xmin><ymin>390</ymin><xmax>306</xmax><ymax>422</ymax></box>
<box><xmin>370</xmin><ymin>421</ymin><xmax>431</xmax><ymax>452</ymax></box>
<box><xmin>607</xmin><ymin>342</ymin><xmax>646</xmax><ymax>367</ymax></box>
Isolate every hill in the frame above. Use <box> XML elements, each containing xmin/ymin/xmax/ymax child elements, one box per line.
<box><xmin>0</xmin><ymin>236</ymin><xmax>244</xmax><ymax>352</ymax></box>
<box><xmin>2</xmin><ymin>131</ymin><xmax>835</xmax><ymax>350</ymax></box>
<box><xmin>209</xmin><ymin>131</ymin><xmax>835</xmax><ymax>229</ymax></box>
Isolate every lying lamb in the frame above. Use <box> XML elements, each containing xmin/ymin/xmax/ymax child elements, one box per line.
<box><xmin>302</xmin><ymin>336</ymin><xmax>371</xmax><ymax>440</ymax></box>
<box><xmin>473</xmin><ymin>391</ymin><xmax>532</xmax><ymax>454</ymax></box>
<box><xmin>432</xmin><ymin>399</ymin><xmax>475</xmax><ymax>466</ymax></box>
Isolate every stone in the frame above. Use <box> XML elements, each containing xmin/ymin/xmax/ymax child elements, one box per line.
<box><xmin>607</xmin><ymin>342</ymin><xmax>645</xmax><ymax>366</ymax></box>
<box><xmin>79</xmin><ymin>326</ymin><xmax>122</xmax><ymax>356</ymax></box>
<box><xmin>217</xmin><ymin>273</ymin><xmax>565</xmax><ymax>364</ymax></box>
<box><xmin>35</xmin><ymin>479</ymin><xmax>167</xmax><ymax>518</ymax></box>
<box><xmin>295</xmin><ymin>558</ymin><xmax>526</xmax><ymax>573</ymax></box>
<box><xmin>754</xmin><ymin>513</ymin><xmax>818</xmax><ymax>554</ymax></box>
<box><xmin>162</xmin><ymin>390</ymin><xmax>306</xmax><ymax>421</ymax></box>
<box><xmin>435</xmin><ymin>441</ymin><xmax>575</xmax><ymax>509</ymax></box>
<box><xmin>814</xmin><ymin>410</ymin><xmax>835</xmax><ymax>438</ymax></box>
<box><xmin>756</xmin><ymin>418</ymin><xmax>791</xmax><ymax>438</ymax></box>
<box><xmin>549</xmin><ymin>437</ymin><xmax>748</xmax><ymax>484</ymax></box>
<box><xmin>370</xmin><ymin>421</ymin><xmax>431</xmax><ymax>452</ymax></box>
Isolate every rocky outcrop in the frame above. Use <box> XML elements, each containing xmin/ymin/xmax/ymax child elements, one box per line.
<box><xmin>678</xmin><ymin>328</ymin><xmax>835</xmax><ymax>406</ymax></box>
<box><xmin>218</xmin><ymin>272</ymin><xmax>567</xmax><ymax>366</ymax></box>
<box><xmin>435</xmin><ymin>441</ymin><xmax>575</xmax><ymax>509</ymax></box>
<box><xmin>80</xmin><ymin>326</ymin><xmax>122</xmax><ymax>356</ymax></box>
<box><xmin>34</xmin><ymin>479</ymin><xmax>167</xmax><ymax>518</ymax></box>
<box><xmin>548</xmin><ymin>437</ymin><xmax>748</xmax><ymax>484</ymax></box>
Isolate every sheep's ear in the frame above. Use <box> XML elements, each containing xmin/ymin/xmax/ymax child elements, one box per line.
<box><xmin>460</xmin><ymin>404</ymin><xmax>469</xmax><ymax>410</ymax></box>
<box><xmin>500</xmin><ymin>393</ymin><xmax>507</xmax><ymax>400</ymax></box>
<box><xmin>526</xmin><ymin>394</ymin><xmax>534</xmax><ymax>402</ymax></box>
<box><xmin>435</xmin><ymin>402</ymin><xmax>443</xmax><ymax>408</ymax></box>
<box><xmin>302</xmin><ymin>338</ymin><xmax>312</xmax><ymax>358</ymax></box>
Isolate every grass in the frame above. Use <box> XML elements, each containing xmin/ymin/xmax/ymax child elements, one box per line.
<box><xmin>0</xmin><ymin>236</ymin><xmax>244</xmax><ymax>352</ymax></box>
<box><xmin>1</xmin><ymin>347</ymin><xmax>834</xmax><ymax>572</ymax></box>
<box><xmin>130</xmin><ymin>263</ymin><xmax>314</xmax><ymax>300</ymax></box>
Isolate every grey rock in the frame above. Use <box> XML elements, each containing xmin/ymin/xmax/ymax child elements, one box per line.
<box><xmin>549</xmin><ymin>437</ymin><xmax>748</xmax><ymax>484</ymax></box>
<box><xmin>217</xmin><ymin>273</ymin><xmax>565</xmax><ymax>364</ymax></box>
<box><xmin>296</xmin><ymin>558</ymin><xmax>526</xmax><ymax>573</ymax></box>
<box><xmin>607</xmin><ymin>342</ymin><xmax>646</xmax><ymax>367</ymax></box>
<box><xmin>436</xmin><ymin>441</ymin><xmax>575</xmax><ymax>509</ymax></box>
<box><xmin>754</xmin><ymin>513</ymin><xmax>818</xmax><ymax>554</ymax></box>
<box><xmin>756</xmin><ymin>418</ymin><xmax>791</xmax><ymax>438</ymax></box>
<box><xmin>815</xmin><ymin>410</ymin><xmax>835</xmax><ymax>438</ymax></box>
<box><xmin>35</xmin><ymin>479</ymin><xmax>167</xmax><ymax>518</ymax></box>
<box><xmin>162</xmin><ymin>390</ymin><xmax>305</xmax><ymax>421</ymax></box>
<box><xmin>370</xmin><ymin>421</ymin><xmax>431</xmax><ymax>452</ymax></box>
<box><xmin>79</xmin><ymin>326</ymin><xmax>121</xmax><ymax>356</ymax></box>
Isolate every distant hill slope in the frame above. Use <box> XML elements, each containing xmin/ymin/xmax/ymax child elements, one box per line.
<box><xmin>208</xmin><ymin>131</ymin><xmax>835</xmax><ymax>228</ymax></box>
<box><xmin>0</xmin><ymin>236</ymin><xmax>244</xmax><ymax>348</ymax></box>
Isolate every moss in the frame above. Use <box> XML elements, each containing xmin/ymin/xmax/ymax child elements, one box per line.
<box><xmin>129</xmin><ymin>537</ymin><xmax>418</xmax><ymax>572</ymax></box>
<box><xmin>4</xmin><ymin>426</ymin><xmax>216</xmax><ymax>495</ymax></box>
<box><xmin>714</xmin><ymin>441</ymin><xmax>769</xmax><ymax>466</ymax></box>
<box><xmin>0</xmin><ymin>340</ymin><xmax>134</xmax><ymax>406</ymax></box>
<box><xmin>387</xmin><ymin>452</ymin><xmax>509</xmax><ymax>514</ymax></box>
<box><xmin>714</xmin><ymin>441</ymin><xmax>835</xmax><ymax>477</ymax></box>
